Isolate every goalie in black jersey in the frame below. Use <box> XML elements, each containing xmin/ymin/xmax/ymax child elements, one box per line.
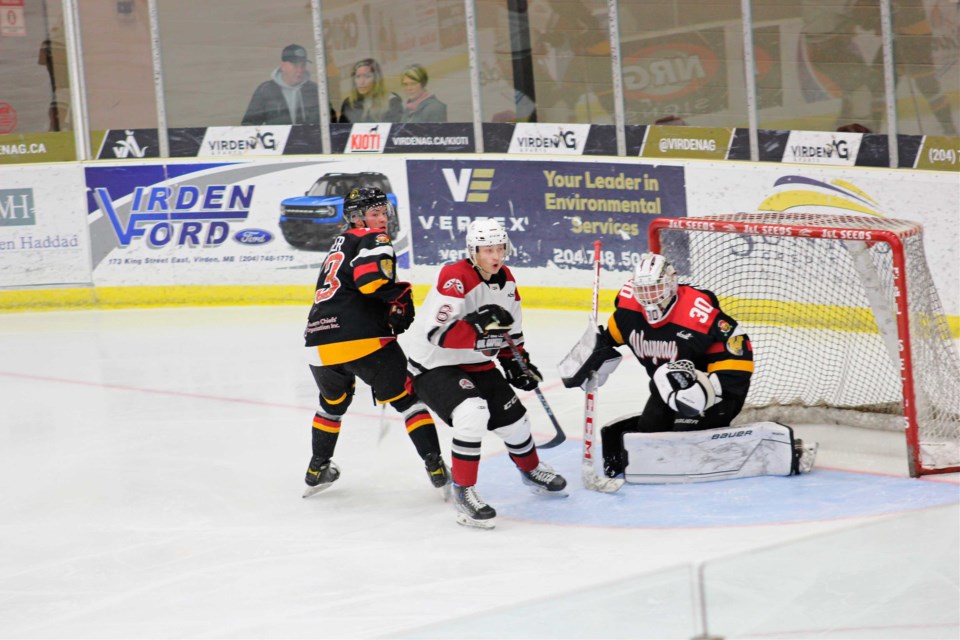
<box><xmin>561</xmin><ymin>252</ymin><xmax>817</xmax><ymax>483</ymax></box>
<box><xmin>301</xmin><ymin>187</ymin><xmax>450</xmax><ymax>498</ymax></box>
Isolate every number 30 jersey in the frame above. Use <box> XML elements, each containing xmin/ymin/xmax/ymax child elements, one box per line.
<box><xmin>304</xmin><ymin>227</ymin><xmax>405</xmax><ymax>365</ymax></box>
<box><xmin>605</xmin><ymin>282</ymin><xmax>754</xmax><ymax>401</ymax></box>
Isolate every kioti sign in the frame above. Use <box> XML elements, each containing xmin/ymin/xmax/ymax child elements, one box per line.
<box><xmin>0</xmin><ymin>102</ymin><xmax>17</xmax><ymax>134</ymax></box>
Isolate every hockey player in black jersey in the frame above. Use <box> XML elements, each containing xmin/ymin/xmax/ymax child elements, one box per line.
<box><xmin>301</xmin><ymin>187</ymin><xmax>450</xmax><ymax>498</ymax></box>
<box><xmin>562</xmin><ymin>252</ymin><xmax>817</xmax><ymax>482</ymax></box>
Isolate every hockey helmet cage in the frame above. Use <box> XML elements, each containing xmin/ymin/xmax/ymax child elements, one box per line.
<box><xmin>632</xmin><ymin>252</ymin><xmax>678</xmax><ymax>323</ymax></box>
<box><xmin>466</xmin><ymin>218</ymin><xmax>511</xmax><ymax>264</ymax></box>
<box><xmin>344</xmin><ymin>187</ymin><xmax>391</xmax><ymax>227</ymax></box>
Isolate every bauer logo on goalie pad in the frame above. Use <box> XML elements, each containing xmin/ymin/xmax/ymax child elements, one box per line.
<box><xmin>711</xmin><ymin>429</ymin><xmax>752</xmax><ymax>439</ymax></box>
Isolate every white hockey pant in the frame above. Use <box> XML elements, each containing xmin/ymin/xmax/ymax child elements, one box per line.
<box><xmin>450</xmin><ymin>397</ymin><xmax>534</xmax><ymax>463</ymax></box>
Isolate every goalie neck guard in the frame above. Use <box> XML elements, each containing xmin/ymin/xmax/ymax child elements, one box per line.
<box><xmin>466</xmin><ymin>218</ymin><xmax>512</xmax><ymax>266</ymax></box>
<box><xmin>632</xmin><ymin>252</ymin><xmax>678</xmax><ymax>323</ymax></box>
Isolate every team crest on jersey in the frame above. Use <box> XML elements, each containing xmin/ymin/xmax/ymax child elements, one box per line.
<box><xmin>726</xmin><ymin>334</ymin><xmax>745</xmax><ymax>355</ymax></box>
<box><xmin>458</xmin><ymin>378</ymin><xmax>476</xmax><ymax>390</ymax></box>
<box><xmin>442</xmin><ymin>278</ymin><xmax>464</xmax><ymax>294</ymax></box>
<box><xmin>375</xmin><ymin>233</ymin><xmax>390</xmax><ymax>244</ymax></box>
<box><xmin>717</xmin><ymin>319</ymin><xmax>732</xmax><ymax>335</ymax></box>
<box><xmin>380</xmin><ymin>259</ymin><xmax>394</xmax><ymax>279</ymax></box>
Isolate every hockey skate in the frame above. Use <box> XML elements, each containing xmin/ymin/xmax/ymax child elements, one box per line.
<box><xmin>424</xmin><ymin>452</ymin><xmax>452</xmax><ymax>501</ymax></box>
<box><xmin>792</xmin><ymin>439</ymin><xmax>819</xmax><ymax>475</ymax></box>
<box><xmin>520</xmin><ymin>463</ymin><xmax>568</xmax><ymax>496</ymax></box>
<box><xmin>453</xmin><ymin>484</ymin><xmax>496</xmax><ymax>529</ymax></box>
<box><xmin>302</xmin><ymin>457</ymin><xmax>341</xmax><ymax>498</ymax></box>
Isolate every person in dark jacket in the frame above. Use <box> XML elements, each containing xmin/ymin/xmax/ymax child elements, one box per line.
<box><xmin>399</xmin><ymin>64</ymin><xmax>448</xmax><ymax>123</ymax></box>
<box><xmin>242</xmin><ymin>44</ymin><xmax>329</xmax><ymax>125</ymax></box>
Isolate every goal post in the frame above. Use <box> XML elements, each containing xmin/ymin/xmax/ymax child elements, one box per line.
<box><xmin>648</xmin><ymin>212</ymin><xmax>960</xmax><ymax>477</ymax></box>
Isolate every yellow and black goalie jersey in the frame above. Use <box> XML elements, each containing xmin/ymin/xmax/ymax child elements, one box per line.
<box><xmin>304</xmin><ymin>228</ymin><xmax>406</xmax><ymax>365</ymax></box>
<box><xmin>606</xmin><ymin>282</ymin><xmax>754</xmax><ymax>403</ymax></box>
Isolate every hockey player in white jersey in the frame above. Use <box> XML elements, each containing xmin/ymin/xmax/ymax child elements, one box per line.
<box><xmin>406</xmin><ymin>218</ymin><xmax>567</xmax><ymax>529</ymax></box>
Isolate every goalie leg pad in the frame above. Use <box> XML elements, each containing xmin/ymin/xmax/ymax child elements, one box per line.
<box><xmin>622</xmin><ymin>422</ymin><xmax>798</xmax><ymax>483</ymax></box>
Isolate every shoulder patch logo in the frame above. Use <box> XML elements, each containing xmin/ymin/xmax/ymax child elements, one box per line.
<box><xmin>717</xmin><ymin>319</ymin><xmax>732</xmax><ymax>335</ymax></box>
<box><xmin>726</xmin><ymin>334</ymin><xmax>744</xmax><ymax>356</ymax></box>
<box><xmin>442</xmin><ymin>278</ymin><xmax>464</xmax><ymax>294</ymax></box>
<box><xmin>375</xmin><ymin>233</ymin><xmax>390</xmax><ymax>244</ymax></box>
<box><xmin>379</xmin><ymin>259</ymin><xmax>394</xmax><ymax>279</ymax></box>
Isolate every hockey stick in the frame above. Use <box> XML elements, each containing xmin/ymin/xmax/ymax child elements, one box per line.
<box><xmin>377</xmin><ymin>404</ymin><xmax>388</xmax><ymax>443</ymax></box>
<box><xmin>502</xmin><ymin>334</ymin><xmax>566</xmax><ymax>449</ymax></box>
<box><xmin>582</xmin><ymin>239</ymin><xmax>624</xmax><ymax>493</ymax></box>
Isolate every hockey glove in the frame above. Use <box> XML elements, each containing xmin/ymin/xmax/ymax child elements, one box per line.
<box><xmin>500</xmin><ymin>349</ymin><xmax>543</xmax><ymax>391</ymax></box>
<box><xmin>652</xmin><ymin>360</ymin><xmax>720</xmax><ymax>418</ymax></box>
<box><xmin>387</xmin><ymin>284</ymin><xmax>415</xmax><ymax>335</ymax></box>
<box><xmin>463</xmin><ymin>304</ymin><xmax>514</xmax><ymax>351</ymax></box>
<box><xmin>559</xmin><ymin>326</ymin><xmax>622</xmax><ymax>390</ymax></box>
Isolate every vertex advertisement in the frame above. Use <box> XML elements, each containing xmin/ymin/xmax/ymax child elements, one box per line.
<box><xmin>84</xmin><ymin>158</ymin><xmax>411</xmax><ymax>286</ymax></box>
<box><xmin>406</xmin><ymin>159</ymin><xmax>687</xmax><ymax>270</ymax></box>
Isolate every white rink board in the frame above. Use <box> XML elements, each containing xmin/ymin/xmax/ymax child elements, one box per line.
<box><xmin>683</xmin><ymin>161</ymin><xmax>960</xmax><ymax>317</ymax></box>
<box><xmin>0</xmin><ymin>156</ymin><xmax>957</xmax><ymax>319</ymax></box>
<box><xmin>0</xmin><ymin>164</ymin><xmax>91</xmax><ymax>288</ymax></box>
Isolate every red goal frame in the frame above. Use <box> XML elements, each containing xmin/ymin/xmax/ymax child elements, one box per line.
<box><xmin>649</xmin><ymin>214</ymin><xmax>957</xmax><ymax>477</ymax></box>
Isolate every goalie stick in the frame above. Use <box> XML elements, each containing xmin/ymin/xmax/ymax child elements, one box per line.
<box><xmin>582</xmin><ymin>239</ymin><xmax>624</xmax><ymax>493</ymax></box>
<box><xmin>502</xmin><ymin>334</ymin><xmax>566</xmax><ymax>449</ymax></box>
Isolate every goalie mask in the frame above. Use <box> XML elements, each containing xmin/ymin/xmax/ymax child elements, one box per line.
<box><xmin>344</xmin><ymin>187</ymin><xmax>395</xmax><ymax>229</ymax></box>
<box><xmin>466</xmin><ymin>218</ymin><xmax>511</xmax><ymax>266</ymax></box>
<box><xmin>632</xmin><ymin>252</ymin><xmax>678</xmax><ymax>323</ymax></box>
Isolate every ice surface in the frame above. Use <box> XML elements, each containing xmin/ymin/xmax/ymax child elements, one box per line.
<box><xmin>0</xmin><ymin>306</ymin><xmax>956</xmax><ymax>639</ymax></box>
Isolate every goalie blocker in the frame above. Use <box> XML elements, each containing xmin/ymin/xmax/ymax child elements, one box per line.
<box><xmin>621</xmin><ymin>421</ymin><xmax>818</xmax><ymax>483</ymax></box>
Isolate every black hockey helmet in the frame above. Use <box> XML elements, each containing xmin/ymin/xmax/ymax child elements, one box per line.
<box><xmin>344</xmin><ymin>187</ymin><xmax>389</xmax><ymax>227</ymax></box>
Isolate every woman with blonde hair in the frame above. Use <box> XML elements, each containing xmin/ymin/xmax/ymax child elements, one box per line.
<box><xmin>338</xmin><ymin>58</ymin><xmax>402</xmax><ymax>123</ymax></box>
<box><xmin>400</xmin><ymin>64</ymin><xmax>448</xmax><ymax>123</ymax></box>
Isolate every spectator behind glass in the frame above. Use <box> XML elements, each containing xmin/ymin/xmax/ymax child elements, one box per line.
<box><xmin>242</xmin><ymin>44</ymin><xmax>326</xmax><ymax>125</ymax></box>
<box><xmin>339</xmin><ymin>58</ymin><xmax>402</xmax><ymax>123</ymax></box>
<box><xmin>399</xmin><ymin>64</ymin><xmax>447</xmax><ymax>123</ymax></box>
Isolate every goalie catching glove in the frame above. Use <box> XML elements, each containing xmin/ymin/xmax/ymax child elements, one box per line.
<box><xmin>652</xmin><ymin>360</ymin><xmax>723</xmax><ymax>417</ymax></box>
<box><xmin>387</xmin><ymin>283</ymin><xmax>415</xmax><ymax>335</ymax></box>
<box><xmin>499</xmin><ymin>348</ymin><xmax>542</xmax><ymax>391</ymax></box>
<box><xmin>463</xmin><ymin>304</ymin><xmax>514</xmax><ymax>351</ymax></box>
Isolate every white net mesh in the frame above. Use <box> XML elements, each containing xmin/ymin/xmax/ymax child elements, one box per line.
<box><xmin>654</xmin><ymin>212</ymin><xmax>960</xmax><ymax>475</ymax></box>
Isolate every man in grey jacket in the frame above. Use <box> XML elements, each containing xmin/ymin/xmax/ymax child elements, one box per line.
<box><xmin>242</xmin><ymin>44</ymin><xmax>323</xmax><ymax>125</ymax></box>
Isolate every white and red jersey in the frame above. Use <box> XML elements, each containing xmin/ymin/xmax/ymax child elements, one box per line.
<box><xmin>405</xmin><ymin>259</ymin><xmax>525</xmax><ymax>373</ymax></box>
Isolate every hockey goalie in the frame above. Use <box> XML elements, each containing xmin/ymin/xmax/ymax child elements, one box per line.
<box><xmin>559</xmin><ymin>252</ymin><xmax>818</xmax><ymax>484</ymax></box>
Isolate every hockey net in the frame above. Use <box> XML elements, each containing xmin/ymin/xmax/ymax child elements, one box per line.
<box><xmin>649</xmin><ymin>213</ymin><xmax>960</xmax><ymax>477</ymax></box>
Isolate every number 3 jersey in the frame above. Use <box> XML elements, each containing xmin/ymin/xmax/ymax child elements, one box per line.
<box><xmin>405</xmin><ymin>259</ymin><xmax>524</xmax><ymax>373</ymax></box>
<box><xmin>304</xmin><ymin>227</ymin><xmax>405</xmax><ymax>365</ymax></box>
<box><xmin>605</xmin><ymin>282</ymin><xmax>754</xmax><ymax>400</ymax></box>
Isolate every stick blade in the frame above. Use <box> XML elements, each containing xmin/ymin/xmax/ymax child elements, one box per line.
<box><xmin>581</xmin><ymin>462</ymin><xmax>624</xmax><ymax>493</ymax></box>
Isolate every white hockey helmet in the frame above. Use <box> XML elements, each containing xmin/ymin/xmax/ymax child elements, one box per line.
<box><xmin>466</xmin><ymin>218</ymin><xmax>511</xmax><ymax>264</ymax></box>
<box><xmin>632</xmin><ymin>252</ymin><xmax>678</xmax><ymax>323</ymax></box>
